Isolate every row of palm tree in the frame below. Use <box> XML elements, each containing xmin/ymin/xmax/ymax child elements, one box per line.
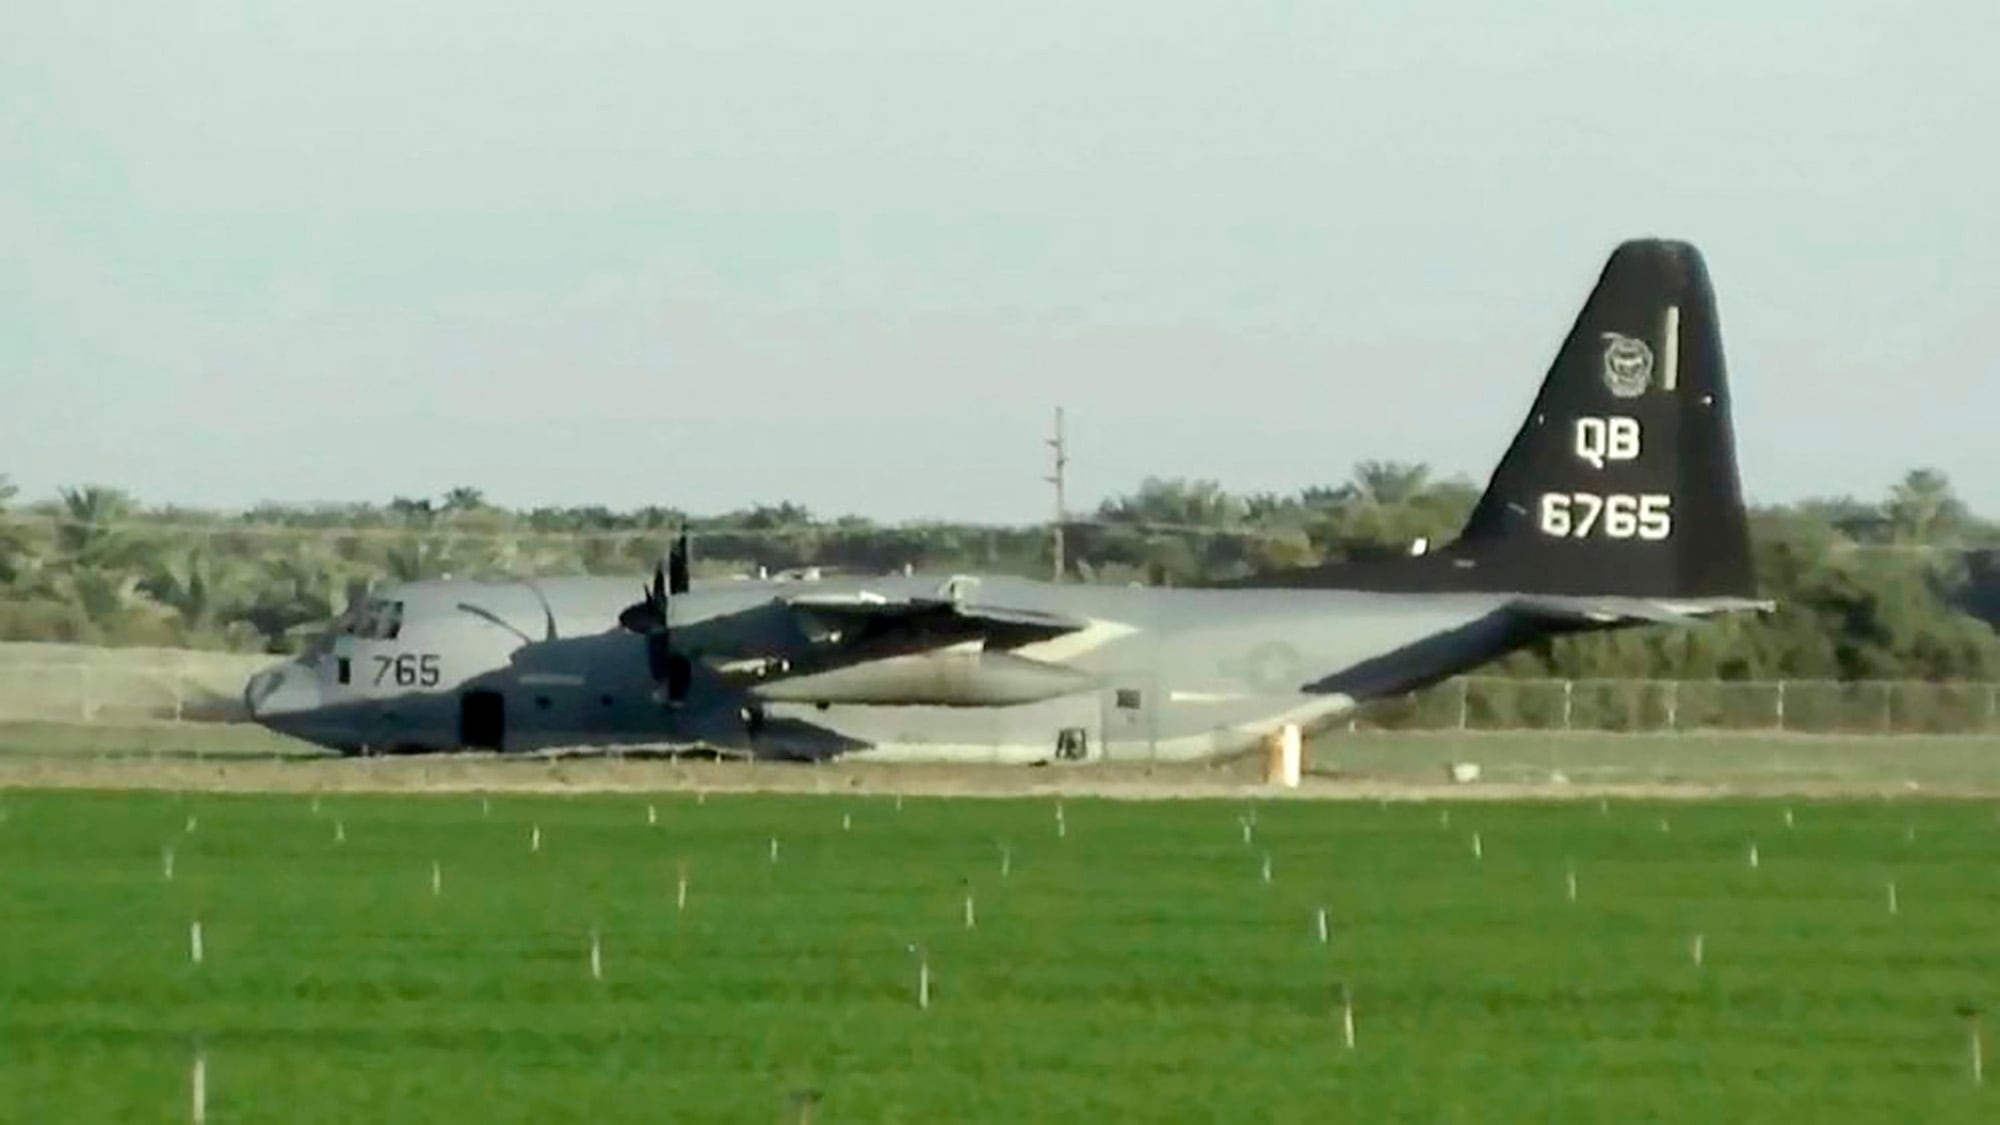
<box><xmin>1</xmin><ymin>467</ymin><xmax>1996</xmax><ymax>683</ymax></box>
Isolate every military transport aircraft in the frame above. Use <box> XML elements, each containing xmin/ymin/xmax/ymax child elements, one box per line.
<box><xmin>244</xmin><ymin>238</ymin><xmax>1770</xmax><ymax>762</ymax></box>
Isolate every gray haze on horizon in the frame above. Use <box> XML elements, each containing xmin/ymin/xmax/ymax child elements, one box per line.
<box><xmin>4</xmin><ymin>1</ymin><xmax>1995</xmax><ymax>525</ymax></box>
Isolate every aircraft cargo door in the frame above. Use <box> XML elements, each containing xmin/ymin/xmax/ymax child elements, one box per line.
<box><xmin>460</xmin><ymin>690</ymin><xmax>505</xmax><ymax>752</ymax></box>
<box><xmin>1099</xmin><ymin>672</ymin><xmax>1159</xmax><ymax>762</ymax></box>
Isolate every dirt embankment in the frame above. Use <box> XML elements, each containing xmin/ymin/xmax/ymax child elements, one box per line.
<box><xmin>0</xmin><ymin>754</ymin><xmax>1977</xmax><ymax>801</ymax></box>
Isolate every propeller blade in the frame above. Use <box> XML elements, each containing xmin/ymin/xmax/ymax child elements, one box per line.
<box><xmin>668</xmin><ymin>528</ymin><xmax>690</xmax><ymax>595</ymax></box>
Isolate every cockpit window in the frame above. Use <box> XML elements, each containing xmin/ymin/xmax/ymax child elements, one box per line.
<box><xmin>349</xmin><ymin>599</ymin><xmax>405</xmax><ymax>640</ymax></box>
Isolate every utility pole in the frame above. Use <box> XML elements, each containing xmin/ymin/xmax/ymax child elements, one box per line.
<box><xmin>1046</xmin><ymin>407</ymin><xmax>1067</xmax><ymax>582</ymax></box>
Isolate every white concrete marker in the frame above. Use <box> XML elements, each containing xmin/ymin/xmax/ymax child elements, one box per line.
<box><xmin>589</xmin><ymin>928</ymin><xmax>603</xmax><ymax>981</ymax></box>
<box><xmin>191</xmin><ymin>1048</ymin><xmax>207</xmax><ymax>1124</ymax></box>
<box><xmin>531</xmin><ymin>825</ymin><xmax>541</xmax><ymax>853</ymax></box>
<box><xmin>964</xmin><ymin>891</ymin><xmax>976</xmax><ymax>930</ymax></box>
<box><xmin>190</xmin><ymin>920</ymin><xmax>204</xmax><ymax>966</ymax></box>
<box><xmin>647</xmin><ymin>804</ymin><xmax>657</xmax><ymax>826</ymax></box>
<box><xmin>1000</xmin><ymin>843</ymin><xmax>1011</xmax><ymax>879</ymax></box>
<box><xmin>1242</xmin><ymin>818</ymin><xmax>1253</xmax><ymax>845</ymax></box>
<box><xmin>676</xmin><ymin>860</ymin><xmax>689</xmax><ymax>912</ymax></box>
<box><xmin>1261</xmin><ymin>853</ymin><xmax>1273</xmax><ymax>885</ymax></box>
<box><xmin>431</xmin><ymin>860</ymin><xmax>442</xmax><ymax>897</ymax></box>
<box><xmin>1748</xmin><ymin>842</ymin><xmax>1760</xmax><ymax>869</ymax></box>
<box><xmin>333</xmin><ymin>819</ymin><xmax>345</xmax><ymax>845</ymax></box>
<box><xmin>1783</xmin><ymin>806</ymin><xmax>1794</xmax><ymax>829</ymax></box>
<box><xmin>770</xmin><ymin>836</ymin><xmax>780</xmax><ymax>863</ymax></box>
<box><xmin>1316</xmin><ymin>907</ymin><xmax>1329</xmax><ymax>945</ymax></box>
<box><xmin>842</xmin><ymin>812</ymin><xmax>851</xmax><ymax>832</ymax></box>
<box><xmin>1566</xmin><ymin>862</ymin><xmax>1578</xmax><ymax>903</ymax></box>
<box><xmin>1472</xmin><ymin>832</ymin><xmax>1483</xmax><ymax>861</ymax></box>
<box><xmin>1887</xmin><ymin>880</ymin><xmax>1899</xmax><ymax>916</ymax></box>
<box><xmin>1691</xmin><ymin>933</ymin><xmax>1705</xmax><ymax>968</ymax></box>
<box><xmin>1267</xmin><ymin>724</ymin><xmax>1302</xmax><ymax>788</ymax></box>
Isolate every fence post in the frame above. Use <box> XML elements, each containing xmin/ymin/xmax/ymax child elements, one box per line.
<box><xmin>1562</xmin><ymin>679</ymin><xmax>1574</xmax><ymax>731</ymax></box>
<box><xmin>1456</xmin><ymin>677</ymin><xmax>1469</xmax><ymax>731</ymax></box>
<box><xmin>1665</xmin><ymin>680</ymin><xmax>1680</xmax><ymax>732</ymax></box>
<box><xmin>1774</xmin><ymin>680</ymin><xmax>1787</xmax><ymax>731</ymax></box>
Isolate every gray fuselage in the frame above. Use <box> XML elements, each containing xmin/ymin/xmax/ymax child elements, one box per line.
<box><xmin>244</xmin><ymin>571</ymin><xmax>1528</xmax><ymax>763</ymax></box>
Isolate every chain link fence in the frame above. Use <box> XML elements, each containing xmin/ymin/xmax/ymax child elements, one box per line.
<box><xmin>1353</xmin><ymin>676</ymin><xmax>2000</xmax><ymax>735</ymax></box>
<box><xmin>4</xmin><ymin>641</ymin><xmax>2000</xmax><ymax>738</ymax></box>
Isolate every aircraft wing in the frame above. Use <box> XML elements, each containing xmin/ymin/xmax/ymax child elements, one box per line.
<box><xmin>696</xmin><ymin>585</ymin><xmax>1097</xmax><ymax>707</ymax></box>
<box><xmin>778</xmin><ymin>589</ymin><xmax>1087</xmax><ymax>650</ymax></box>
<box><xmin>1506</xmin><ymin>594</ymin><xmax>1775</xmax><ymax>627</ymax></box>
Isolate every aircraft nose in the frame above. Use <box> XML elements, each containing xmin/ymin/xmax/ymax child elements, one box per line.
<box><xmin>244</xmin><ymin>660</ymin><xmax>322</xmax><ymax>721</ymax></box>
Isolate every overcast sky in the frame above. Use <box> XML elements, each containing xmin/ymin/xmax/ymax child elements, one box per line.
<box><xmin>4</xmin><ymin>1</ymin><xmax>1994</xmax><ymax>524</ymax></box>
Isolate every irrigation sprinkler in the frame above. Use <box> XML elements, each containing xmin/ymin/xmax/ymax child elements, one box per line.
<box><xmin>908</xmin><ymin>943</ymin><xmax>930</xmax><ymax>1010</ymax></box>
<box><xmin>1342</xmin><ymin>984</ymin><xmax>1356</xmax><ymax>1049</ymax></box>
<box><xmin>1960</xmin><ymin>1005</ymin><xmax>1985</xmax><ymax>1086</ymax></box>
<box><xmin>191</xmin><ymin>1046</ymin><xmax>207</xmax><ymax>1124</ymax></box>
<box><xmin>787</xmin><ymin>1088</ymin><xmax>824</xmax><ymax>1124</ymax></box>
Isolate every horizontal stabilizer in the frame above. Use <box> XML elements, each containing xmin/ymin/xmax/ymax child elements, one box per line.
<box><xmin>1506</xmin><ymin>594</ymin><xmax>1774</xmax><ymax>627</ymax></box>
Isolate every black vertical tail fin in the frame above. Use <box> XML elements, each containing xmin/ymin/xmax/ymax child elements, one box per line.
<box><xmin>1447</xmin><ymin>238</ymin><xmax>1755</xmax><ymax>599</ymax></box>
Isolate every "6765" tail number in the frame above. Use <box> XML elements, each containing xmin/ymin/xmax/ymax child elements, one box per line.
<box><xmin>1538</xmin><ymin>492</ymin><xmax>1672</xmax><ymax>540</ymax></box>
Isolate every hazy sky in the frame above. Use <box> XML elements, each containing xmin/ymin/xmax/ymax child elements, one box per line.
<box><xmin>4</xmin><ymin>1</ymin><xmax>1995</xmax><ymax>524</ymax></box>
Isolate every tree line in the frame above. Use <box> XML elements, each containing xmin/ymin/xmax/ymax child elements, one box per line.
<box><xmin>4</xmin><ymin>466</ymin><xmax>2000</xmax><ymax>684</ymax></box>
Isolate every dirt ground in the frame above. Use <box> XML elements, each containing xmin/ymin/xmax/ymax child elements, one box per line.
<box><xmin>0</xmin><ymin>753</ymin><xmax>1986</xmax><ymax>802</ymax></box>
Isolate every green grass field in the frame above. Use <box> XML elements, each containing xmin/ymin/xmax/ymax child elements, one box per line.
<box><xmin>2</xmin><ymin>790</ymin><xmax>1996</xmax><ymax>1121</ymax></box>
